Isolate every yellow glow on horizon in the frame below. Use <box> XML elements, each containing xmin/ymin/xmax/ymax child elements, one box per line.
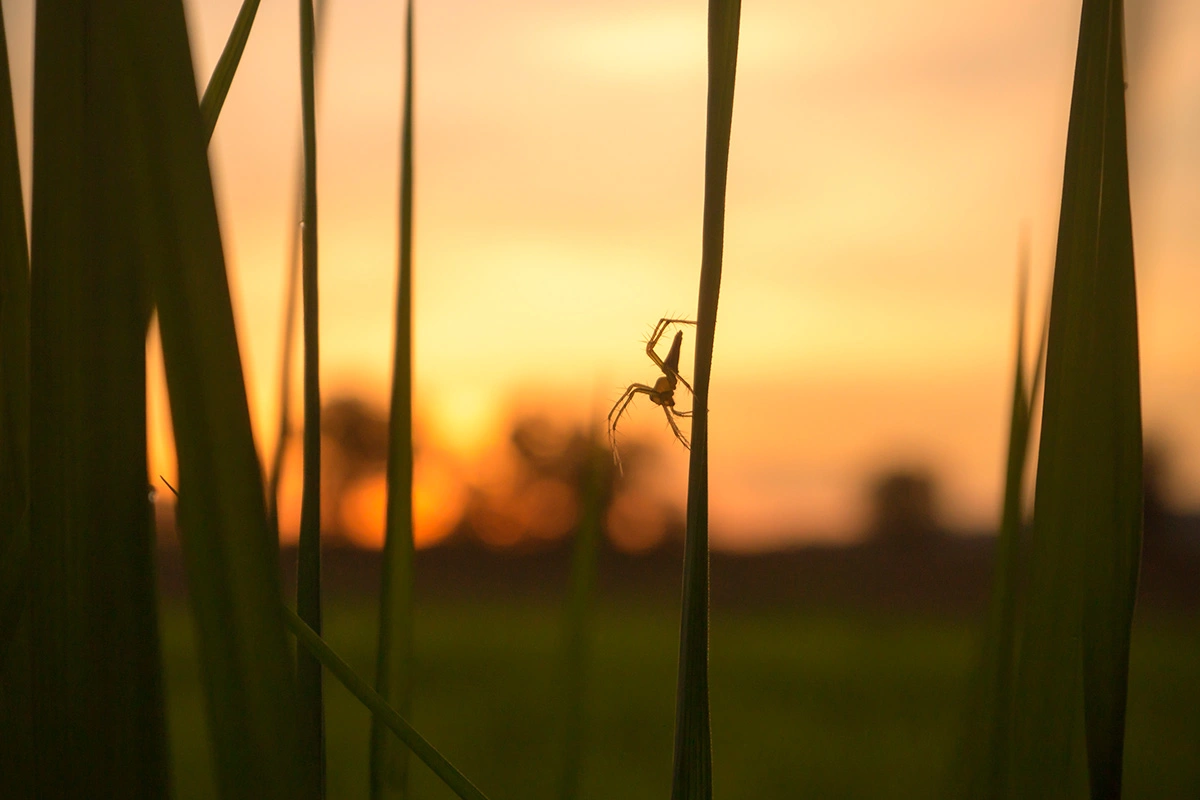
<box><xmin>339</xmin><ymin>458</ymin><xmax>467</xmax><ymax>549</ymax></box>
<box><xmin>5</xmin><ymin>0</ymin><xmax>1194</xmax><ymax>552</ymax></box>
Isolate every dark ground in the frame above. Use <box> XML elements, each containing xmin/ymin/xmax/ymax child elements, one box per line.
<box><xmin>156</xmin><ymin>522</ymin><xmax>1200</xmax><ymax>799</ymax></box>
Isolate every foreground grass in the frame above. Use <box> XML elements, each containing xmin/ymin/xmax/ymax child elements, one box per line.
<box><xmin>158</xmin><ymin>599</ymin><xmax>1199</xmax><ymax>800</ymax></box>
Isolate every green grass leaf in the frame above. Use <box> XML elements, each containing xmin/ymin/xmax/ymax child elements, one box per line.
<box><xmin>371</xmin><ymin>2</ymin><xmax>416</xmax><ymax>797</ymax></box>
<box><xmin>671</xmin><ymin>3</ymin><xmax>740</xmax><ymax>799</ymax></box>
<box><xmin>199</xmin><ymin>0</ymin><xmax>263</xmax><ymax>142</ymax></box>
<box><xmin>952</xmin><ymin>240</ymin><xmax>1047</xmax><ymax>799</ymax></box>
<box><xmin>284</xmin><ymin>607</ymin><xmax>492</xmax><ymax>800</ymax></box>
<box><xmin>0</xmin><ymin>8</ymin><xmax>33</xmax><ymax>798</ymax></box>
<box><xmin>66</xmin><ymin>4</ymin><xmax>305</xmax><ymax>798</ymax></box>
<box><xmin>296</xmin><ymin>0</ymin><xmax>326</xmax><ymax>795</ymax></box>
<box><xmin>1009</xmin><ymin>2</ymin><xmax>1142</xmax><ymax>798</ymax></box>
<box><xmin>25</xmin><ymin>5</ymin><xmax>172</xmax><ymax>795</ymax></box>
<box><xmin>265</xmin><ymin>0</ymin><xmax>327</xmax><ymax>540</ymax></box>
<box><xmin>557</xmin><ymin>427</ymin><xmax>608</xmax><ymax>800</ymax></box>
<box><xmin>0</xmin><ymin>0</ymin><xmax>31</xmax><ymax>655</ymax></box>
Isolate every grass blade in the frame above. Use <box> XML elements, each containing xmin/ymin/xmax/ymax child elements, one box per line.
<box><xmin>371</xmin><ymin>1</ymin><xmax>416</xmax><ymax>797</ymax></box>
<box><xmin>267</xmin><ymin>221</ymin><xmax>301</xmax><ymax>539</ymax></box>
<box><xmin>1010</xmin><ymin>2</ymin><xmax>1142</xmax><ymax>798</ymax></box>
<box><xmin>0</xmin><ymin>8</ymin><xmax>33</xmax><ymax>797</ymax></box>
<box><xmin>284</xmin><ymin>607</ymin><xmax>492</xmax><ymax>800</ymax></box>
<box><xmin>0</xmin><ymin>0</ymin><xmax>30</xmax><ymax>654</ymax></box>
<box><xmin>99</xmin><ymin>2</ymin><xmax>305</xmax><ymax>796</ymax></box>
<box><xmin>296</xmin><ymin>0</ymin><xmax>326</xmax><ymax>794</ymax></box>
<box><xmin>671</xmin><ymin>3</ymin><xmax>741</xmax><ymax>799</ymax></box>
<box><xmin>557</xmin><ymin>429</ymin><xmax>608</xmax><ymax>800</ymax></box>
<box><xmin>199</xmin><ymin>0</ymin><xmax>263</xmax><ymax>142</ymax></box>
<box><xmin>266</xmin><ymin>0</ymin><xmax>327</xmax><ymax>539</ymax></box>
<box><xmin>26</xmin><ymin>4</ymin><xmax>170</xmax><ymax>795</ymax></box>
<box><xmin>952</xmin><ymin>240</ymin><xmax>1044</xmax><ymax>799</ymax></box>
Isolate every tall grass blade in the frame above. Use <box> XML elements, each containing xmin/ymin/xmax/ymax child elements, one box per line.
<box><xmin>0</xmin><ymin>8</ymin><xmax>33</xmax><ymax>797</ymax></box>
<box><xmin>671</xmin><ymin>3</ymin><xmax>740</xmax><ymax>799</ymax></box>
<box><xmin>952</xmin><ymin>240</ymin><xmax>1042</xmax><ymax>799</ymax></box>
<box><xmin>268</xmin><ymin>225</ymin><xmax>302</xmax><ymax>539</ymax></box>
<box><xmin>63</xmin><ymin>3</ymin><xmax>305</xmax><ymax>797</ymax></box>
<box><xmin>284</xmin><ymin>608</ymin><xmax>492</xmax><ymax>800</ymax></box>
<box><xmin>1010</xmin><ymin>2</ymin><xmax>1141</xmax><ymax>798</ymax></box>
<box><xmin>296</xmin><ymin>0</ymin><xmax>326</xmax><ymax>794</ymax></box>
<box><xmin>371</xmin><ymin>1</ymin><xmax>416</xmax><ymax>797</ymax></box>
<box><xmin>265</xmin><ymin>0</ymin><xmax>327</xmax><ymax>539</ymax></box>
<box><xmin>199</xmin><ymin>0</ymin><xmax>263</xmax><ymax>142</ymax></box>
<box><xmin>557</xmin><ymin>430</ymin><xmax>607</xmax><ymax>800</ymax></box>
<box><xmin>25</xmin><ymin>5</ymin><xmax>171</xmax><ymax>796</ymax></box>
<box><xmin>0</xmin><ymin>0</ymin><xmax>30</xmax><ymax>654</ymax></box>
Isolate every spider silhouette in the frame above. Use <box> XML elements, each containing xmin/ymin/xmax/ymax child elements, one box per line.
<box><xmin>608</xmin><ymin>317</ymin><xmax>696</xmax><ymax>471</ymax></box>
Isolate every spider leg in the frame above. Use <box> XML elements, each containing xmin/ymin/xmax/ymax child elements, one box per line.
<box><xmin>607</xmin><ymin>384</ymin><xmax>656</xmax><ymax>471</ymax></box>
<box><xmin>645</xmin><ymin>318</ymin><xmax>696</xmax><ymax>374</ymax></box>
<box><xmin>671</xmin><ymin>408</ymin><xmax>693</xmax><ymax>418</ymax></box>
<box><xmin>662</xmin><ymin>404</ymin><xmax>691</xmax><ymax>450</ymax></box>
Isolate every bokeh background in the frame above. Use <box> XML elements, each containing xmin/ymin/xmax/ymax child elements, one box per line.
<box><xmin>3</xmin><ymin>1</ymin><xmax>1199</xmax><ymax>798</ymax></box>
<box><xmin>7</xmin><ymin>0</ymin><xmax>1200</xmax><ymax>552</ymax></box>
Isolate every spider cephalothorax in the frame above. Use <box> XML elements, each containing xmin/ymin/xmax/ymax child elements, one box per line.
<box><xmin>608</xmin><ymin>317</ymin><xmax>696</xmax><ymax>472</ymax></box>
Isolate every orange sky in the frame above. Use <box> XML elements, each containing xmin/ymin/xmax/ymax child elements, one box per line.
<box><xmin>4</xmin><ymin>0</ymin><xmax>1199</xmax><ymax>550</ymax></box>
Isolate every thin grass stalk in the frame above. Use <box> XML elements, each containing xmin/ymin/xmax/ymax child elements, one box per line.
<box><xmin>671</xmin><ymin>3</ymin><xmax>740</xmax><ymax>799</ymax></box>
<box><xmin>284</xmin><ymin>608</ymin><xmax>492</xmax><ymax>800</ymax></box>
<box><xmin>557</xmin><ymin>429</ymin><xmax>607</xmax><ymax>800</ymax></box>
<box><xmin>1010</xmin><ymin>1</ymin><xmax>1141</xmax><ymax>797</ymax></box>
<box><xmin>371</xmin><ymin>1</ymin><xmax>417</xmax><ymax>796</ymax></box>
<box><xmin>0</xmin><ymin>0</ymin><xmax>31</xmax><ymax>654</ymax></box>
<box><xmin>267</xmin><ymin>228</ymin><xmax>301</xmax><ymax>539</ymax></box>
<box><xmin>266</xmin><ymin>0</ymin><xmax>326</xmax><ymax>540</ymax></box>
<box><xmin>0</xmin><ymin>8</ymin><xmax>33</xmax><ymax>797</ymax></box>
<box><xmin>296</xmin><ymin>0</ymin><xmax>325</xmax><ymax>794</ymax></box>
<box><xmin>953</xmin><ymin>240</ymin><xmax>1044</xmax><ymax>799</ymax></box>
<box><xmin>199</xmin><ymin>0</ymin><xmax>263</xmax><ymax>142</ymax></box>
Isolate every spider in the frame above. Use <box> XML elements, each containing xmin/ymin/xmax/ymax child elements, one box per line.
<box><xmin>608</xmin><ymin>317</ymin><xmax>696</xmax><ymax>471</ymax></box>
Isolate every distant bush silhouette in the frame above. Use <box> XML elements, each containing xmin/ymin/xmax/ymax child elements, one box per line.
<box><xmin>866</xmin><ymin>467</ymin><xmax>943</xmax><ymax>546</ymax></box>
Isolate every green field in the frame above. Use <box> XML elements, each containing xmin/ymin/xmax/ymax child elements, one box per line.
<box><xmin>159</xmin><ymin>600</ymin><xmax>1200</xmax><ymax>800</ymax></box>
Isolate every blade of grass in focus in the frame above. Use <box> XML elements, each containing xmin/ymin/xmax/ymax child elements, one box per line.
<box><xmin>0</xmin><ymin>0</ymin><xmax>31</xmax><ymax>655</ymax></box>
<box><xmin>1010</xmin><ymin>2</ymin><xmax>1142</xmax><ymax>797</ymax></box>
<box><xmin>671</xmin><ymin>3</ymin><xmax>741</xmax><ymax>799</ymax></box>
<box><xmin>266</xmin><ymin>0</ymin><xmax>327</xmax><ymax>539</ymax></box>
<box><xmin>296</xmin><ymin>0</ymin><xmax>326</xmax><ymax>795</ymax></box>
<box><xmin>0</xmin><ymin>8</ymin><xmax>33</xmax><ymax>797</ymax></box>
<box><xmin>952</xmin><ymin>239</ymin><xmax>1047</xmax><ymax>799</ymax></box>
<box><xmin>199</xmin><ymin>0</ymin><xmax>263</xmax><ymax>142</ymax></box>
<box><xmin>26</xmin><ymin>5</ymin><xmax>169</xmax><ymax>795</ymax></box>
<box><xmin>284</xmin><ymin>608</ymin><xmax>492</xmax><ymax>800</ymax></box>
<box><xmin>66</xmin><ymin>4</ymin><xmax>303</xmax><ymax>798</ymax></box>
<box><xmin>371</xmin><ymin>1</ymin><xmax>417</xmax><ymax>797</ymax></box>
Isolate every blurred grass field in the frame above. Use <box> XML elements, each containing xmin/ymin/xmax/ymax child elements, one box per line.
<box><xmin>159</xmin><ymin>600</ymin><xmax>1200</xmax><ymax>800</ymax></box>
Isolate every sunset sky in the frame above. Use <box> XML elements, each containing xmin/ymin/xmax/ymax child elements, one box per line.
<box><xmin>3</xmin><ymin>0</ymin><xmax>1199</xmax><ymax>550</ymax></box>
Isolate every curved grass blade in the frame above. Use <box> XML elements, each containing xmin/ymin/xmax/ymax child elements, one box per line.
<box><xmin>1010</xmin><ymin>2</ymin><xmax>1142</xmax><ymax>798</ymax></box>
<box><xmin>371</xmin><ymin>1</ymin><xmax>417</xmax><ymax>797</ymax></box>
<box><xmin>296</xmin><ymin>0</ymin><xmax>325</xmax><ymax>795</ymax></box>
<box><xmin>283</xmin><ymin>607</ymin><xmax>491</xmax><ymax>800</ymax></box>
<box><xmin>671</xmin><ymin>3</ymin><xmax>741</xmax><ymax>799</ymax></box>
<box><xmin>199</xmin><ymin>0</ymin><xmax>263</xmax><ymax>142</ymax></box>
<box><xmin>89</xmin><ymin>3</ymin><xmax>304</xmax><ymax>797</ymax></box>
